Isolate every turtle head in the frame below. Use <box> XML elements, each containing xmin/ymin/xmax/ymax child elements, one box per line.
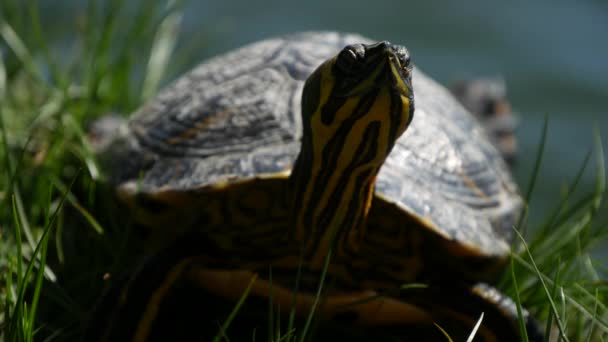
<box><xmin>291</xmin><ymin>42</ymin><xmax>415</xmax><ymax>266</ymax></box>
<box><xmin>301</xmin><ymin>42</ymin><xmax>415</xmax><ymax>161</ymax></box>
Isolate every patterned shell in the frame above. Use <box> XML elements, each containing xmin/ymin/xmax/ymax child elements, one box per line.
<box><xmin>105</xmin><ymin>32</ymin><xmax>522</xmax><ymax>258</ymax></box>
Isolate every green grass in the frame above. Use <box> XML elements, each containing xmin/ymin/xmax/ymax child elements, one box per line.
<box><xmin>0</xmin><ymin>1</ymin><xmax>607</xmax><ymax>341</ymax></box>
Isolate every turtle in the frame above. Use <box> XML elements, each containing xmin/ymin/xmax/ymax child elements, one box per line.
<box><xmin>87</xmin><ymin>32</ymin><xmax>541</xmax><ymax>341</ymax></box>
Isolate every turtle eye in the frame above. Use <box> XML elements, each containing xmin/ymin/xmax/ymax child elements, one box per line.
<box><xmin>336</xmin><ymin>44</ymin><xmax>364</xmax><ymax>73</ymax></box>
<box><xmin>394</xmin><ymin>46</ymin><xmax>411</xmax><ymax>72</ymax></box>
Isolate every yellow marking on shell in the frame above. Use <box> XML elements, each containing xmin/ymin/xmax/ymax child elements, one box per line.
<box><xmin>202</xmin><ymin>170</ymin><xmax>291</xmax><ymax>192</ymax></box>
<box><xmin>166</xmin><ymin>109</ymin><xmax>231</xmax><ymax>145</ymax></box>
<box><xmin>460</xmin><ymin>171</ymin><xmax>488</xmax><ymax>199</ymax></box>
<box><xmin>133</xmin><ymin>259</ymin><xmax>192</xmax><ymax>342</ymax></box>
<box><xmin>117</xmin><ymin>171</ymin><xmax>290</xmax><ymax>205</ymax></box>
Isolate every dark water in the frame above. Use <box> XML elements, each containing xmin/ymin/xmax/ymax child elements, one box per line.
<box><xmin>29</xmin><ymin>0</ymin><xmax>608</xmax><ymax>223</ymax></box>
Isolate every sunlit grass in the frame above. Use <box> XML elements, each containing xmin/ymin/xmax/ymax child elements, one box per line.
<box><xmin>1</xmin><ymin>1</ymin><xmax>606</xmax><ymax>341</ymax></box>
<box><xmin>1</xmin><ymin>0</ymin><xmax>186</xmax><ymax>339</ymax></box>
<box><xmin>499</xmin><ymin>123</ymin><xmax>607</xmax><ymax>341</ymax></box>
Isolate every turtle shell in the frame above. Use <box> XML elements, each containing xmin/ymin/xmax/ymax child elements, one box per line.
<box><xmin>100</xmin><ymin>31</ymin><xmax>522</xmax><ymax>285</ymax></box>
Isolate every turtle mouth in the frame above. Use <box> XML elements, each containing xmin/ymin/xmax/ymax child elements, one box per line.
<box><xmin>389</xmin><ymin>50</ymin><xmax>413</xmax><ymax>92</ymax></box>
<box><xmin>382</xmin><ymin>43</ymin><xmax>414</xmax><ymax>98</ymax></box>
<box><xmin>391</xmin><ymin>65</ymin><xmax>413</xmax><ymax>97</ymax></box>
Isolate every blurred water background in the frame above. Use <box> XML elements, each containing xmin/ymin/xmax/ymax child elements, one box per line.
<box><xmin>22</xmin><ymin>0</ymin><xmax>608</xmax><ymax>226</ymax></box>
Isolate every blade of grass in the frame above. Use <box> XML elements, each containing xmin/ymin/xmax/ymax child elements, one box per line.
<box><xmin>212</xmin><ymin>273</ymin><xmax>257</xmax><ymax>342</ymax></box>
<box><xmin>13</xmin><ymin>196</ymin><xmax>24</xmax><ymax>304</ymax></box>
<box><xmin>82</xmin><ymin>0</ymin><xmax>99</xmax><ymax>99</ymax></box>
<box><xmin>531</xmin><ymin>150</ymin><xmax>591</xmax><ymax>248</ymax></box>
<box><xmin>4</xmin><ymin>257</ymin><xmax>14</xmax><ymax>337</ymax></box>
<box><xmin>0</xmin><ymin>96</ymin><xmax>15</xmax><ymax>202</ymax></box>
<box><xmin>13</xmin><ymin>184</ymin><xmax>57</xmax><ymax>288</ymax></box>
<box><xmin>49</xmin><ymin>175</ymin><xmax>104</xmax><ymax>234</ymax></box>
<box><xmin>6</xmin><ymin>169</ymin><xmax>80</xmax><ymax>340</ymax></box>
<box><xmin>514</xmin><ymin>228</ymin><xmax>570</xmax><ymax>341</ymax></box>
<box><xmin>54</xmin><ymin>202</ymin><xmax>65</xmax><ymax>264</ymax></box>
<box><xmin>591</xmin><ymin>128</ymin><xmax>605</xmax><ymax>212</ymax></box>
<box><xmin>511</xmin><ymin>253</ymin><xmax>608</xmax><ymax>334</ymax></box>
<box><xmin>510</xmin><ymin>256</ymin><xmax>529</xmax><ymax>342</ymax></box>
<box><xmin>62</xmin><ymin>114</ymin><xmax>101</xmax><ymax>180</ymax></box>
<box><xmin>544</xmin><ymin>259</ymin><xmax>561</xmax><ymax>342</ymax></box>
<box><xmin>141</xmin><ymin>0</ymin><xmax>182</xmax><ymax>101</ymax></box>
<box><xmin>0</xmin><ymin>45</ymin><xmax>6</xmax><ymax>98</ymax></box>
<box><xmin>524</xmin><ymin>114</ymin><xmax>549</xmax><ymax>203</ymax></box>
<box><xmin>549</xmin><ymin>192</ymin><xmax>600</xmax><ymax>231</ymax></box>
<box><xmin>533</xmin><ymin>211</ymin><xmax>593</xmax><ymax>264</ymax></box>
<box><xmin>268</xmin><ymin>266</ymin><xmax>274</xmax><ymax>342</ymax></box>
<box><xmin>518</xmin><ymin>114</ymin><xmax>548</xmax><ymax>238</ymax></box>
<box><xmin>585</xmin><ymin>289</ymin><xmax>600</xmax><ymax>342</ymax></box>
<box><xmin>569</xmin><ymin>285</ymin><xmax>608</xmax><ymax>334</ymax></box>
<box><xmin>277</xmin><ymin>329</ymin><xmax>295</xmax><ymax>342</ymax></box>
<box><xmin>25</xmin><ymin>185</ymin><xmax>53</xmax><ymax>341</ymax></box>
<box><xmin>0</xmin><ymin>0</ymin><xmax>24</xmax><ymax>34</ymax></box>
<box><xmin>0</xmin><ymin>125</ymin><xmax>36</xmax><ymax>212</ymax></box>
<box><xmin>286</xmin><ymin>255</ymin><xmax>304</xmax><ymax>341</ymax></box>
<box><xmin>0</xmin><ymin>88</ymin><xmax>64</xmax><ymax>254</ymax></box>
<box><xmin>580</xmin><ymin>251</ymin><xmax>600</xmax><ymax>283</ymax></box>
<box><xmin>13</xmin><ymin>188</ymin><xmax>43</xmax><ymax>267</ymax></box>
<box><xmin>0</xmin><ymin>20</ymin><xmax>45</xmax><ymax>84</ymax></box>
<box><xmin>0</xmin><ymin>103</ymin><xmax>41</xmax><ymax>251</ymax></box>
<box><xmin>432</xmin><ymin>323</ymin><xmax>453</xmax><ymax>342</ymax></box>
<box><xmin>572</xmin><ymin>284</ymin><xmax>608</xmax><ymax>315</ymax></box>
<box><xmin>298</xmin><ymin>248</ymin><xmax>332</xmax><ymax>342</ymax></box>
<box><xmin>0</xmin><ymin>90</ymin><xmax>66</xmax><ymax>216</ymax></box>
<box><xmin>22</xmin><ymin>304</ymin><xmax>30</xmax><ymax>341</ymax></box>
<box><xmin>529</xmin><ymin>130</ymin><xmax>606</xmax><ymax>291</ymax></box>
<box><xmin>84</xmin><ymin>0</ymin><xmax>125</xmax><ymax>103</ymax></box>
<box><xmin>465</xmin><ymin>312</ymin><xmax>484</xmax><ymax>342</ymax></box>
<box><xmin>559</xmin><ymin>287</ymin><xmax>567</xmax><ymax>339</ymax></box>
<box><xmin>25</xmin><ymin>0</ymin><xmax>67</xmax><ymax>90</ymax></box>
<box><xmin>275</xmin><ymin>300</ymin><xmax>281</xmax><ymax>342</ymax></box>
